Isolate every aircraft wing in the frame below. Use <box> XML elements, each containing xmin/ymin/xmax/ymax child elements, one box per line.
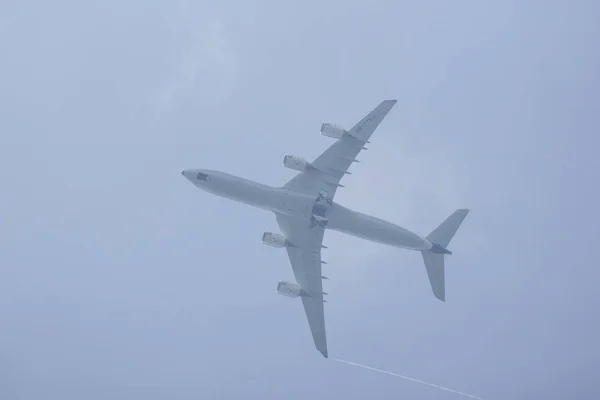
<box><xmin>275</xmin><ymin>213</ymin><xmax>329</xmax><ymax>358</ymax></box>
<box><xmin>283</xmin><ymin>99</ymin><xmax>397</xmax><ymax>200</ymax></box>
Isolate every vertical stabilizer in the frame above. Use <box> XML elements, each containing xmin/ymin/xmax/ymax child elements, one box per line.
<box><xmin>422</xmin><ymin>209</ymin><xmax>469</xmax><ymax>301</ymax></box>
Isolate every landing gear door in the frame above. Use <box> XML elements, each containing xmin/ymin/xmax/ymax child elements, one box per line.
<box><xmin>312</xmin><ymin>189</ymin><xmax>332</xmax><ymax>227</ymax></box>
<box><xmin>318</xmin><ymin>189</ymin><xmax>332</xmax><ymax>204</ymax></box>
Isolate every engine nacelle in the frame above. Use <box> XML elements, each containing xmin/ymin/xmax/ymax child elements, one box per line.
<box><xmin>277</xmin><ymin>281</ymin><xmax>310</xmax><ymax>298</ymax></box>
<box><xmin>283</xmin><ymin>155</ymin><xmax>311</xmax><ymax>172</ymax></box>
<box><xmin>262</xmin><ymin>231</ymin><xmax>289</xmax><ymax>248</ymax></box>
<box><xmin>321</xmin><ymin>123</ymin><xmax>347</xmax><ymax>139</ymax></box>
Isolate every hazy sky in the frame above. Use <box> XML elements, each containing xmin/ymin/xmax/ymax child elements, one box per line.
<box><xmin>1</xmin><ymin>1</ymin><xmax>599</xmax><ymax>399</ymax></box>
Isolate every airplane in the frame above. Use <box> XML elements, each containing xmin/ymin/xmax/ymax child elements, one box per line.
<box><xmin>181</xmin><ymin>100</ymin><xmax>469</xmax><ymax>358</ymax></box>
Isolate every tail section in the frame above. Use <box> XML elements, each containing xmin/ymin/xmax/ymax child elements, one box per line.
<box><xmin>427</xmin><ymin>209</ymin><xmax>470</xmax><ymax>248</ymax></box>
<box><xmin>421</xmin><ymin>209</ymin><xmax>469</xmax><ymax>302</ymax></box>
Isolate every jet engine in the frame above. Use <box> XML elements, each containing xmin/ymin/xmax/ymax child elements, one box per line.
<box><xmin>283</xmin><ymin>155</ymin><xmax>311</xmax><ymax>172</ymax></box>
<box><xmin>276</xmin><ymin>281</ymin><xmax>310</xmax><ymax>298</ymax></box>
<box><xmin>321</xmin><ymin>123</ymin><xmax>347</xmax><ymax>139</ymax></box>
<box><xmin>262</xmin><ymin>232</ymin><xmax>290</xmax><ymax>248</ymax></box>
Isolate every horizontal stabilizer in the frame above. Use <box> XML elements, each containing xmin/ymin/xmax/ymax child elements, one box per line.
<box><xmin>421</xmin><ymin>251</ymin><xmax>446</xmax><ymax>301</ymax></box>
<box><xmin>422</xmin><ymin>209</ymin><xmax>469</xmax><ymax>302</ymax></box>
<box><xmin>426</xmin><ymin>209</ymin><xmax>469</xmax><ymax>248</ymax></box>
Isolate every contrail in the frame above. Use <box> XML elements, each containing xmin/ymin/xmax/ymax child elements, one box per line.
<box><xmin>334</xmin><ymin>358</ymin><xmax>482</xmax><ymax>400</ymax></box>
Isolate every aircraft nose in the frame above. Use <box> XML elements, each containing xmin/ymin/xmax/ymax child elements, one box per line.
<box><xmin>181</xmin><ymin>169</ymin><xmax>209</xmax><ymax>183</ymax></box>
<box><xmin>181</xmin><ymin>169</ymin><xmax>195</xmax><ymax>182</ymax></box>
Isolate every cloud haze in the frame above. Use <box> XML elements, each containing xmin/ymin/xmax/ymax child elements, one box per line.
<box><xmin>1</xmin><ymin>0</ymin><xmax>599</xmax><ymax>399</ymax></box>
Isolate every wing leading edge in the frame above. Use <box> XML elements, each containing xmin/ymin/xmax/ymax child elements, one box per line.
<box><xmin>283</xmin><ymin>99</ymin><xmax>397</xmax><ymax>200</ymax></box>
<box><xmin>276</xmin><ymin>100</ymin><xmax>398</xmax><ymax>357</ymax></box>
<box><xmin>275</xmin><ymin>213</ymin><xmax>328</xmax><ymax>358</ymax></box>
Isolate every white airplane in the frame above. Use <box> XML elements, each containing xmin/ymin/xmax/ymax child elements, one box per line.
<box><xmin>182</xmin><ymin>100</ymin><xmax>469</xmax><ymax>358</ymax></box>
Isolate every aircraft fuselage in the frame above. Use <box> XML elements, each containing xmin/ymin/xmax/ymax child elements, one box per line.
<box><xmin>182</xmin><ymin>169</ymin><xmax>432</xmax><ymax>252</ymax></box>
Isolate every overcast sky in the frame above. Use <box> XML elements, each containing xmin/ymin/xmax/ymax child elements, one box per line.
<box><xmin>1</xmin><ymin>0</ymin><xmax>599</xmax><ymax>399</ymax></box>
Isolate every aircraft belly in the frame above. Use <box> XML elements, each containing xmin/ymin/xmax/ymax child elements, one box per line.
<box><xmin>213</xmin><ymin>184</ymin><xmax>275</xmax><ymax>210</ymax></box>
<box><xmin>208</xmin><ymin>180</ymin><xmax>314</xmax><ymax>218</ymax></box>
<box><xmin>276</xmin><ymin>190</ymin><xmax>315</xmax><ymax>219</ymax></box>
<box><xmin>327</xmin><ymin>203</ymin><xmax>430</xmax><ymax>250</ymax></box>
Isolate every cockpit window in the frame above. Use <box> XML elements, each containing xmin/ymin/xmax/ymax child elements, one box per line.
<box><xmin>196</xmin><ymin>172</ymin><xmax>209</xmax><ymax>181</ymax></box>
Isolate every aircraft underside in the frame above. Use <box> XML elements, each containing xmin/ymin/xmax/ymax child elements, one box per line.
<box><xmin>181</xmin><ymin>99</ymin><xmax>469</xmax><ymax>358</ymax></box>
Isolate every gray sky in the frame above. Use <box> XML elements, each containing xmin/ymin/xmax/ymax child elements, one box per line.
<box><xmin>1</xmin><ymin>0</ymin><xmax>599</xmax><ymax>398</ymax></box>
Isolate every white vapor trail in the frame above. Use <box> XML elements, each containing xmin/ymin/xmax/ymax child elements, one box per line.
<box><xmin>334</xmin><ymin>359</ymin><xmax>482</xmax><ymax>400</ymax></box>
